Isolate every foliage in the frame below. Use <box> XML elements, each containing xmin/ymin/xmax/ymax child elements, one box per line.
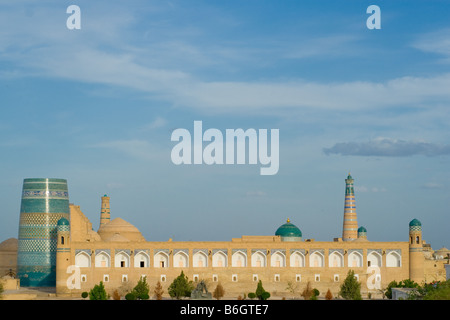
<box><xmin>339</xmin><ymin>270</ymin><xmax>362</xmax><ymax>300</ymax></box>
<box><xmin>422</xmin><ymin>280</ymin><xmax>450</xmax><ymax>300</ymax></box>
<box><xmin>301</xmin><ymin>281</ymin><xmax>314</xmax><ymax>300</ymax></box>
<box><xmin>385</xmin><ymin>279</ymin><xmax>419</xmax><ymax>299</ymax></box>
<box><xmin>132</xmin><ymin>277</ymin><xmax>150</xmax><ymax>300</ymax></box>
<box><xmin>312</xmin><ymin>288</ymin><xmax>320</xmax><ymax>297</ymax></box>
<box><xmin>81</xmin><ymin>291</ymin><xmax>88</xmax><ymax>299</ymax></box>
<box><xmin>286</xmin><ymin>281</ymin><xmax>298</xmax><ymax>299</ymax></box>
<box><xmin>154</xmin><ymin>280</ymin><xmax>164</xmax><ymax>300</ymax></box>
<box><xmin>168</xmin><ymin>271</ymin><xmax>194</xmax><ymax>299</ymax></box>
<box><xmin>213</xmin><ymin>282</ymin><xmax>225</xmax><ymax>300</ymax></box>
<box><xmin>405</xmin><ymin>280</ymin><xmax>450</xmax><ymax>300</ymax></box>
<box><xmin>125</xmin><ymin>292</ymin><xmax>136</xmax><ymax>300</ymax></box>
<box><xmin>112</xmin><ymin>290</ymin><xmax>121</xmax><ymax>300</ymax></box>
<box><xmin>325</xmin><ymin>289</ymin><xmax>333</xmax><ymax>300</ymax></box>
<box><xmin>247</xmin><ymin>292</ymin><xmax>256</xmax><ymax>299</ymax></box>
<box><xmin>255</xmin><ymin>280</ymin><xmax>270</xmax><ymax>300</ymax></box>
<box><xmin>89</xmin><ymin>281</ymin><xmax>108</xmax><ymax>300</ymax></box>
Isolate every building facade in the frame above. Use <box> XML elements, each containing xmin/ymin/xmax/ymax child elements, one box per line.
<box><xmin>13</xmin><ymin>175</ymin><xmax>447</xmax><ymax>298</ymax></box>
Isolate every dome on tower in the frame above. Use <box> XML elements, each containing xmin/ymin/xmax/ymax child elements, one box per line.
<box><xmin>275</xmin><ymin>219</ymin><xmax>302</xmax><ymax>241</ymax></box>
<box><xmin>358</xmin><ymin>226</ymin><xmax>367</xmax><ymax>233</ymax></box>
<box><xmin>57</xmin><ymin>217</ymin><xmax>70</xmax><ymax>226</ymax></box>
<box><xmin>409</xmin><ymin>219</ymin><xmax>422</xmax><ymax>227</ymax></box>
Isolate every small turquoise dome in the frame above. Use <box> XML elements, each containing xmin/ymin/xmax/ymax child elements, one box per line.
<box><xmin>57</xmin><ymin>218</ymin><xmax>70</xmax><ymax>226</ymax></box>
<box><xmin>358</xmin><ymin>226</ymin><xmax>367</xmax><ymax>233</ymax></box>
<box><xmin>275</xmin><ymin>219</ymin><xmax>302</xmax><ymax>240</ymax></box>
<box><xmin>409</xmin><ymin>219</ymin><xmax>422</xmax><ymax>227</ymax></box>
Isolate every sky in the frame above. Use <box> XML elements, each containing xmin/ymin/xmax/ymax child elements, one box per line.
<box><xmin>0</xmin><ymin>0</ymin><xmax>449</xmax><ymax>249</ymax></box>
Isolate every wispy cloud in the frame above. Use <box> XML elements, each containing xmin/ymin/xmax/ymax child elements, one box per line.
<box><xmin>89</xmin><ymin>139</ymin><xmax>162</xmax><ymax>161</ymax></box>
<box><xmin>412</xmin><ymin>28</ymin><xmax>450</xmax><ymax>62</ymax></box>
<box><xmin>323</xmin><ymin>137</ymin><xmax>450</xmax><ymax>157</ymax></box>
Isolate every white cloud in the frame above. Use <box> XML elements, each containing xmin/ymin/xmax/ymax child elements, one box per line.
<box><xmin>323</xmin><ymin>137</ymin><xmax>450</xmax><ymax>157</ymax></box>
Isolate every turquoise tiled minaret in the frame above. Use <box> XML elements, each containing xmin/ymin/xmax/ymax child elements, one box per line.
<box><xmin>17</xmin><ymin>178</ymin><xmax>70</xmax><ymax>287</ymax></box>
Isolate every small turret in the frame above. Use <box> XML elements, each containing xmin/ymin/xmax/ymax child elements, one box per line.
<box><xmin>409</xmin><ymin>218</ymin><xmax>424</xmax><ymax>284</ymax></box>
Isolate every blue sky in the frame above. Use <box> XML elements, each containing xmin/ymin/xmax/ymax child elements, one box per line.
<box><xmin>1</xmin><ymin>0</ymin><xmax>449</xmax><ymax>249</ymax></box>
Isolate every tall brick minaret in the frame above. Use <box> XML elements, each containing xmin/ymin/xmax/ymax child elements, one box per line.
<box><xmin>99</xmin><ymin>194</ymin><xmax>111</xmax><ymax>227</ymax></box>
<box><xmin>342</xmin><ymin>173</ymin><xmax>358</xmax><ymax>241</ymax></box>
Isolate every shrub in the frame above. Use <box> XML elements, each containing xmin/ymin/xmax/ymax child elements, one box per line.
<box><xmin>248</xmin><ymin>292</ymin><xmax>256</xmax><ymax>299</ymax></box>
<box><xmin>213</xmin><ymin>282</ymin><xmax>225</xmax><ymax>300</ymax></box>
<box><xmin>125</xmin><ymin>292</ymin><xmax>136</xmax><ymax>300</ymax></box>
<box><xmin>154</xmin><ymin>281</ymin><xmax>164</xmax><ymax>300</ymax></box>
<box><xmin>168</xmin><ymin>271</ymin><xmax>194</xmax><ymax>299</ymax></box>
<box><xmin>81</xmin><ymin>291</ymin><xmax>88</xmax><ymax>299</ymax></box>
<box><xmin>89</xmin><ymin>281</ymin><xmax>108</xmax><ymax>300</ymax></box>
<box><xmin>339</xmin><ymin>270</ymin><xmax>362</xmax><ymax>300</ymax></box>
<box><xmin>325</xmin><ymin>289</ymin><xmax>333</xmax><ymax>300</ymax></box>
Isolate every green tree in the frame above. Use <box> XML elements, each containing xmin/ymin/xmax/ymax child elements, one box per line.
<box><xmin>168</xmin><ymin>271</ymin><xmax>194</xmax><ymax>299</ymax></box>
<box><xmin>132</xmin><ymin>276</ymin><xmax>150</xmax><ymax>300</ymax></box>
<box><xmin>255</xmin><ymin>280</ymin><xmax>270</xmax><ymax>300</ymax></box>
<box><xmin>339</xmin><ymin>270</ymin><xmax>362</xmax><ymax>300</ymax></box>
<box><xmin>385</xmin><ymin>279</ymin><xmax>419</xmax><ymax>299</ymax></box>
<box><xmin>423</xmin><ymin>280</ymin><xmax>450</xmax><ymax>300</ymax></box>
<box><xmin>89</xmin><ymin>281</ymin><xmax>108</xmax><ymax>300</ymax></box>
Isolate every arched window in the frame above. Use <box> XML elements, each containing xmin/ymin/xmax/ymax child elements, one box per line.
<box><xmin>251</xmin><ymin>251</ymin><xmax>266</xmax><ymax>267</ymax></box>
<box><xmin>134</xmin><ymin>252</ymin><xmax>150</xmax><ymax>268</ymax></box>
<box><xmin>367</xmin><ymin>251</ymin><xmax>382</xmax><ymax>267</ymax></box>
<box><xmin>290</xmin><ymin>251</ymin><xmax>305</xmax><ymax>267</ymax></box>
<box><xmin>61</xmin><ymin>236</ymin><xmax>65</xmax><ymax>245</ymax></box>
<box><xmin>154</xmin><ymin>252</ymin><xmax>169</xmax><ymax>268</ymax></box>
<box><xmin>95</xmin><ymin>251</ymin><xmax>110</xmax><ymax>268</ymax></box>
<box><xmin>193</xmin><ymin>251</ymin><xmax>208</xmax><ymax>268</ymax></box>
<box><xmin>386</xmin><ymin>252</ymin><xmax>401</xmax><ymax>267</ymax></box>
<box><xmin>174</xmin><ymin>251</ymin><xmax>189</xmax><ymax>268</ymax></box>
<box><xmin>416</xmin><ymin>236</ymin><xmax>420</xmax><ymax>244</ymax></box>
<box><xmin>270</xmin><ymin>252</ymin><xmax>286</xmax><ymax>267</ymax></box>
<box><xmin>309</xmin><ymin>252</ymin><xmax>324</xmax><ymax>267</ymax></box>
<box><xmin>348</xmin><ymin>251</ymin><xmax>363</xmax><ymax>268</ymax></box>
<box><xmin>212</xmin><ymin>251</ymin><xmax>227</xmax><ymax>267</ymax></box>
<box><xmin>75</xmin><ymin>251</ymin><xmax>91</xmax><ymax>268</ymax></box>
<box><xmin>115</xmin><ymin>251</ymin><xmax>130</xmax><ymax>268</ymax></box>
<box><xmin>329</xmin><ymin>251</ymin><xmax>344</xmax><ymax>267</ymax></box>
<box><xmin>232</xmin><ymin>251</ymin><xmax>247</xmax><ymax>267</ymax></box>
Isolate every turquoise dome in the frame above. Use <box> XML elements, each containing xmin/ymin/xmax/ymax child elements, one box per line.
<box><xmin>275</xmin><ymin>219</ymin><xmax>302</xmax><ymax>238</ymax></box>
<box><xmin>358</xmin><ymin>226</ymin><xmax>367</xmax><ymax>233</ymax></box>
<box><xmin>409</xmin><ymin>219</ymin><xmax>422</xmax><ymax>227</ymax></box>
<box><xmin>57</xmin><ymin>217</ymin><xmax>70</xmax><ymax>226</ymax></box>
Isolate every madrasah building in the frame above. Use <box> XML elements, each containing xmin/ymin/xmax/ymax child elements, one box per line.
<box><xmin>2</xmin><ymin>174</ymin><xmax>448</xmax><ymax>298</ymax></box>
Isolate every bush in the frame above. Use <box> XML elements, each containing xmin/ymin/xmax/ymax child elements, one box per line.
<box><xmin>248</xmin><ymin>292</ymin><xmax>256</xmax><ymax>299</ymax></box>
<box><xmin>125</xmin><ymin>292</ymin><xmax>136</xmax><ymax>300</ymax></box>
<box><xmin>213</xmin><ymin>282</ymin><xmax>225</xmax><ymax>300</ymax></box>
<box><xmin>168</xmin><ymin>271</ymin><xmax>194</xmax><ymax>299</ymax></box>
<box><xmin>255</xmin><ymin>280</ymin><xmax>270</xmax><ymax>300</ymax></box>
<box><xmin>112</xmin><ymin>290</ymin><xmax>121</xmax><ymax>300</ymax></box>
<box><xmin>154</xmin><ymin>281</ymin><xmax>164</xmax><ymax>300</ymax></box>
<box><xmin>312</xmin><ymin>288</ymin><xmax>320</xmax><ymax>297</ymax></box>
<box><xmin>325</xmin><ymin>289</ymin><xmax>333</xmax><ymax>300</ymax></box>
<box><xmin>385</xmin><ymin>279</ymin><xmax>419</xmax><ymax>299</ymax></box>
<box><xmin>301</xmin><ymin>281</ymin><xmax>314</xmax><ymax>300</ymax></box>
<box><xmin>89</xmin><ymin>281</ymin><xmax>108</xmax><ymax>300</ymax></box>
<box><xmin>132</xmin><ymin>277</ymin><xmax>150</xmax><ymax>300</ymax></box>
<box><xmin>339</xmin><ymin>270</ymin><xmax>362</xmax><ymax>300</ymax></box>
<box><xmin>81</xmin><ymin>291</ymin><xmax>88</xmax><ymax>299</ymax></box>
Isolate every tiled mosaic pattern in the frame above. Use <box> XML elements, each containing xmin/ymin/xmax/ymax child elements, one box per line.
<box><xmin>17</xmin><ymin>178</ymin><xmax>70</xmax><ymax>287</ymax></box>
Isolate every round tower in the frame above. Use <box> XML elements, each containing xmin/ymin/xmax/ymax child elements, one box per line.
<box><xmin>56</xmin><ymin>217</ymin><xmax>72</xmax><ymax>295</ymax></box>
<box><xmin>17</xmin><ymin>178</ymin><xmax>70</xmax><ymax>287</ymax></box>
<box><xmin>99</xmin><ymin>194</ymin><xmax>111</xmax><ymax>227</ymax></box>
<box><xmin>342</xmin><ymin>173</ymin><xmax>358</xmax><ymax>241</ymax></box>
<box><xmin>409</xmin><ymin>218</ymin><xmax>424</xmax><ymax>284</ymax></box>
